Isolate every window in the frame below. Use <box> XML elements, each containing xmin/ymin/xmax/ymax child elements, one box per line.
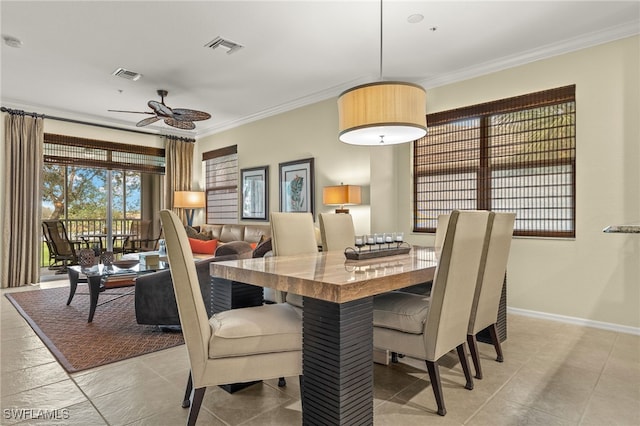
<box><xmin>42</xmin><ymin>133</ymin><xmax>165</xmax><ymax>234</ymax></box>
<box><xmin>203</xmin><ymin>145</ymin><xmax>238</xmax><ymax>224</ymax></box>
<box><xmin>414</xmin><ymin>85</ymin><xmax>576</xmax><ymax>238</ymax></box>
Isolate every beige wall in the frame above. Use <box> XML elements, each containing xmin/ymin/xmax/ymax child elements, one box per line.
<box><xmin>399</xmin><ymin>36</ymin><xmax>639</xmax><ymax>329</ymax></box>
<box><xmin>198</xmin><ymin>36</ymin><xmax>639</xmax><ymax>329</ymax></box>
<box><xmin>196</xmin><ymin>98</ymin><xmax>372</xmax><ymax>235</ymax></box>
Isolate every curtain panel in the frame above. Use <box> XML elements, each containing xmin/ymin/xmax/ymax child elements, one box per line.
<box><xmin>164</xmin><ymin>137</ymin><xmax>194</xmax><ymax>224</ymax></box>
<box><xmin>2</xmin><ymin>113</ymin><xmax>44</xmax><ymax>288</ymax></box>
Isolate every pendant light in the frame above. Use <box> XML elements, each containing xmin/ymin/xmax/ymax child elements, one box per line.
<box><xmin>338</xmin><ymin>0</ymin><xmax>427</xmax><ymax>145</ymax></box>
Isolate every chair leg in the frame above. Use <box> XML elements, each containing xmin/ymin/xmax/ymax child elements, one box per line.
<box><xmin>182</xmin><ymin>372</ymin><xmax>193</xmax><ymax>408</ymax></box>
<box><xmin>390</xmin><ymin>352</ymin><xmax>405</xmax><ymax>363</ymax></box>
<box><xmin>299</xmin><ymin>375</ymin><xmax>305</xmax><ymax>410</ymax></box>
<box><xmin>467</xmin><ymin>334</ymin><xmax>483</xmax><ymax>379</ymax></box>
<box><xmin>278</xmin><ymin>377</ymin><xmax>287</xmax><ymax>387</ymax></box>
<box><xmin>456</xmin><ymin>344</ymin><xmax>474</xmax><ymax>391</ymax></box>
<box><xmin>187</xmin><ymin>387</ymin><xmax>205</xmax><ymax>426</ymax></box>
<box><xmin>489</xmin><ymin>323</ymin><xmax>504</xmax><ymax>362</ymax></box>
<box><xmin>425</xmin><ymin>360</ymin><xmax>446</xmax><ymax>416</ymax></box>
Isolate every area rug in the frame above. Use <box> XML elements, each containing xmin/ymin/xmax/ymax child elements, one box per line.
<box><xmin>5</xmin><ymin>285</ymin><xmax>184</xmax><ymax>373</ymax></box>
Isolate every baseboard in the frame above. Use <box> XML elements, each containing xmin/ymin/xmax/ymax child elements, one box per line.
<box><xmin>508</xmin><ymin>307</ymin><xmax>640</xmax><ymax>336</ymax></box>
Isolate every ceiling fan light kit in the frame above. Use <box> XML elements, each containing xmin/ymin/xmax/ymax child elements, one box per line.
<box><xmin>109</xmin><ymin>89</ymin><xmax>211</xmax><ymax>130</ymax></box>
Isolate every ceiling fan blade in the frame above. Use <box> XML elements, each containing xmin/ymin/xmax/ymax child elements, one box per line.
<box><xmin>164</xmin><ymin>118</ymin><xmax>196</xmax><ymax>130</ymax></box>
<box><xmin>172</xmin><ymin>109</ymin><xmax>211</xmax><ymax>122</ymax></box>
<box><xmin>136</xmin><ymin>116</ymin><xmax>161</xmax><ymax>127</ymax></box>
<box><xmin>108</xmin><ymin>109</ymin><xmax>154</xmax><ymax>115</ymax></box>
<box><xmin>148</xmin><ymin>100</ymin><xmax>173</xmax><ymax>118</ymax></box>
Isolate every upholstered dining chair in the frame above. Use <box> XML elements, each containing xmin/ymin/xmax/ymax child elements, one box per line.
<box><xmin>372</xmin><ymin>210</ymin><xmax>493</xmax><ymax>416</ymax></box>
<box><xmin>467</xmin><ymin>212</ymin><xmax>515</xmax><ymax>380</ymax></box>
<box><xmin>270</xmin><ymin>212</ymin><xmax>319</xmax><ymax>309</ymax></box>
<box><xmin>319</xmin><ymin>212</ymin><xmax>356</xmax><ymax>252</ymax></box>
<box><xmin>160</xmin><ymin>210</ymin><xmax>303</xmax><ymax>426</ymax></box>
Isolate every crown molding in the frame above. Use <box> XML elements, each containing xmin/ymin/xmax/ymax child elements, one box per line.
<box><xmin>418</xmin><ymin>21</ymin><xmax>639</xmax><ymax>89</ymax></box>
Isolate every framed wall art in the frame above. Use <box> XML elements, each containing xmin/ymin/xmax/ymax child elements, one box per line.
<box><xmin>279</xmin><ymin>158</ymin><xmax>314</xmax><ymax>216</ymax></box>
<box><xmin>241</xmin><ymin>166</ymin><xmax>269</xmax><ymax>220</ymax></box>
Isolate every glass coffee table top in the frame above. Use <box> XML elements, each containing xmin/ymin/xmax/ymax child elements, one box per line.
<box><xmin>67</xmin><ymin>258</ymin><xmax>169</xmax><ymax>322</ymax></box>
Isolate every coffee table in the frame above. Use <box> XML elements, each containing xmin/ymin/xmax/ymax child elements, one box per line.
<box><xmin>67</xmin><ymin>261</ymin><xmax>169</xmax><ymax>322</ymax></box>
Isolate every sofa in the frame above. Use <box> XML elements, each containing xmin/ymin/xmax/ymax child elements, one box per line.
<box><xmin>184</xmin><ymin>223</ymin><xmax>271</xmax><ymax>259</ymax></box>
<box><xmin>135</xmin><ymin>233</ymin><xmax>271</xmax><ymax>327</ymax></box>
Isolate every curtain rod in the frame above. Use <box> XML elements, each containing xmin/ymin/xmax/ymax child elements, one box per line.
<box><xmin>1</xmin><ymin>106</ymin><xmax>196</xmax><ymax>143</ymax></box>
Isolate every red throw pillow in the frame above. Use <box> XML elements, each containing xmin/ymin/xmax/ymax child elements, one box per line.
<box><xmin>188</xmin><ymin>238</ymin><xmax>218</xmax><ymax>254</ymax></box>
<box><xmin>250</xmin><ymin>242</ymin><xmax>258</xmax><ymax>250</ymax></box>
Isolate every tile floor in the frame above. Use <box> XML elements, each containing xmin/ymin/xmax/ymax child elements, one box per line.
<box><xmin>1</xmin><ymin>281</ymin><xmax>639</xmax><ymax>425</ymax></box>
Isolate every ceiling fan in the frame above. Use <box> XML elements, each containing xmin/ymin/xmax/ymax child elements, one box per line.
<box><xmin>109</xmin><ymin>89</ymin><xmax>211</xmax><ymax>130</ymax></box>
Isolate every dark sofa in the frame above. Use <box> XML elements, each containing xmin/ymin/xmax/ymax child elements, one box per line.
<box><xmin>135</xmin><ymin>241</ymin><xmax>256</xmax><ymax>326</ymax></box>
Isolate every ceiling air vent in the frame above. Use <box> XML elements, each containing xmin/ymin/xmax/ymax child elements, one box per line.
<box><xmin>112</xmin><ymin>67</ymin><xmax>142</xmax><ymax>81</ymax></box>
<box><xmin>204</xmin><ymin>36</ymin><xmax>244</xmax><ymax>55</ymax></box>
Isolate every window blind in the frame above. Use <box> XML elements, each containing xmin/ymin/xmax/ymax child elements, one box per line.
<box><xmin>203</xmin><ymin>145</ymin><xmax>238</xmax><ymax>224</ymax></box>
<box><xmin>414</xmin><ymin>85</ymin><xmax>576</xmax><ymax>237</ymax></box>
<box><xmin>44</xmin><ymin>133</ymin><xmax>165</xmax><ymax>174</ymax></box>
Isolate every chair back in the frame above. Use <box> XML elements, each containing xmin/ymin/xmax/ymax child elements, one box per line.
<box><xmin>270</xmin><ymin>212</ymin><xmax>318</xmax><ymax>256</ymax></box>
<box><xmin>160</xmin><ymin>210</ymin><xmax>211</xmax><ymax>381</ymax></box>
<box><xmin>468</xmin><ymin>212</ymin><xmax>515</xmax><ymax>335</ymax></box>
<box><xmin>319</xmin><ymin>213</ymin><xmax>356</xmax><ymax>252</ymax></box>
<box><xmin>433</xmin><ymin>214</ymin><xmax>450</xmax><ymax>258</ymax></box>
<box><xmin>270</xmin><ymin>212</ymin><xmax>318</xmax><ymax>307</ymax></box>
<box><xmin>42</xmin><ymin>220</ymin><xmax>75</xmax><ymax>257</ymax></box>
<box><xmin>130</xmin><ymin>219</ymin><xmax>151</xmax><ymax>238</ymax></box>
<box><xmin>424</xmin><ymin>210</ymin><xmax>492</xmax><ymax>361</ymax></box>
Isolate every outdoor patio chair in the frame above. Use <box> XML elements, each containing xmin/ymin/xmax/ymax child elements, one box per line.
<box><xmin>42</xmin><ymin>220</ymin><xmax>85</xmax><ymax>273</ymax></box>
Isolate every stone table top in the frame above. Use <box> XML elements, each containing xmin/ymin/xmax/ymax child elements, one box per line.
<box><xmin>210</xmin><ymin>246</ymin><xmax>438</xmax><ymax>304</ymax></box>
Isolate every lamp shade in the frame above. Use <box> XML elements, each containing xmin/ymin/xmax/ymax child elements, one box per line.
<box><xmin>338</xmin><ymin>81</ymin><xmax>427</xmax><ymax>145</ymax></box>
<box><xmin>173</xmin><ymin>191</ymin><xmax>205</xmax><ymax>208</ymax></box>
<box><xmin>323</xmin><ymin>185</ymin><xmax>362</xmax><ymax>206</ymax></box>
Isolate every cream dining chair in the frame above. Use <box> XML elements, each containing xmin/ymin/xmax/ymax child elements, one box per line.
<box><xmin>270</xmin><ymin>212</ymin><xmax>319</xmax><ymax>309</ymax></box>
<box><xmin>372</xmin><ymin>210</ymin><xmax>493</xmax><ymax>416</ymax></box>
<box><xmin>467</xmin><ymin>212</ymin><xmax>515</xmax><ymax>379</ymax></box>
<box><xmin>160</xmin><ymin>210</ymin><xmax>303</xmax><ymax>426</ymax></box>
<box><xmin>319</xmin><ymin>212</ymin><xmax>356</xmax><ymax>252</ymax></box>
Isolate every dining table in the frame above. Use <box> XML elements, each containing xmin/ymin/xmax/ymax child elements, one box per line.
<box><xmin>210</xmin><ymin>245</ymin><xmax>438</xmax><ymax>425</ymax></box>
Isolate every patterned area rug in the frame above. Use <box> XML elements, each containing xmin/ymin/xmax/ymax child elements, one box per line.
<box><xmin>5</xmin><ymin>285</ymin><xmax>184</xmax><ymax>373</ymax></box>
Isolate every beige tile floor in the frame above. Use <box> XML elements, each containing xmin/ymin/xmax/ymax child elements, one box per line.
<box><xmin>1</xmin><ymin>281</ymin><xmax>639</xmax><ymax>425</ymax></box>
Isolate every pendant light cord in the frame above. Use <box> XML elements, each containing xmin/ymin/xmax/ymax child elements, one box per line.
<box><xmin>379</xmin><ymin>0</ymin><xmax>383</xmax><ymax>81</ymax></box>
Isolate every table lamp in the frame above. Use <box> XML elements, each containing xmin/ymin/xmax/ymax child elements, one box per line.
<box><xmin>323</xmin><ymin>184</ymin><xmax>361</xmax><ymax>214</ymax></box>
<box><xmin>174</xmin><ymin>191</ymin><xmax>205</xmax><ymax>226</ymax></box>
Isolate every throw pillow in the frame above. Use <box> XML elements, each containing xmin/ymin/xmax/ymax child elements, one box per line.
<box><xmin>195</xmin><ymin>230</ymin><xmax>213</xmax><ymax>241</ymax></box>
<box><xmin>188</xmin><ymin>238</ymin><xmax>218</xmax><ymax>254</ymax></box>
<box><xmin>185</xmin><ymin>226</ymin><xmax>199</xmax><ymax>239</ymax></box>
<box><xmin>252</xmin><ymin>237</ymin><xmax>272</xmax><ymax>258</ymax></box>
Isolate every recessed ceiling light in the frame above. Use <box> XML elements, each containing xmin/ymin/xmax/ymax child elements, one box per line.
<box><xmin>3</xmin><ymin>35</ymin><xmax>23</xmax><ymax>48</ymax></box>
<box><xmin>407</xmin><ymin>14</ymin><xmax>424</xmax><ymax>24</ymax></box>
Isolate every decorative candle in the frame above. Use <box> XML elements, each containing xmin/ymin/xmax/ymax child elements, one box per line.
<box><xmin>385</xmin><ymin>233</ymin><xmax>393</xmax><ymax>243</ymax></box>
<box><xmin>355</xmin><ymin>237</ymin><xmax>364</xmax><ymax>246</ymax></box>
<box><xmin>395</xmin><ymin>232</ymin><xmax>404</xmax><ymax>242</ymax></box>
<box><xmin>367</xmin><ymin>235</ymin><xmax>375</xmax><ymax>245</ymax></box>
<box><xmin>375</xmin><ymin>233</ymin><xmax>384</xmax><ymax>244</ymax></box>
